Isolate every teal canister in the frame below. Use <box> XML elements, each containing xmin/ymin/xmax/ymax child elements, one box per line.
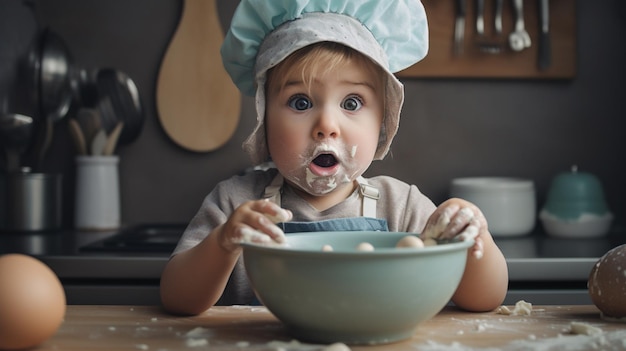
<box><xmin>539</xmin><ymin>166</ymin><xmax>613</xmax><ymax>238</ymax></box>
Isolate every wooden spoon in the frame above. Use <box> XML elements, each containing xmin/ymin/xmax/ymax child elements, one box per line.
<box><xmin>76</xmin><ymin>108</ymin><xmax>101</xmax><ymax>147</ymax></box>
<box><xmin>90</xmin><ymin>129</ymin><xmax>107</xmax><ymax>156</ymax></box>
<box><xmin>68</xmin><ymin>118</ymin><xmax>87</xmax><ymax>155</ymax></box>
<box><xmin>156</xmin><ymin>0</ymin><xmax>240</xmax><ymax>152</ymax></box>
<box><xmin>103</xmin><ymin>121</ymin><xmax>124</xmax><ymax>156</ymax></box>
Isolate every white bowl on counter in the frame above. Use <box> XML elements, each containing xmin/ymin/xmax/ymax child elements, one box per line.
<box><xmin>450</xmin><ymin>177</ymin><xmax>536</xmax><ymax>237</ymax></box>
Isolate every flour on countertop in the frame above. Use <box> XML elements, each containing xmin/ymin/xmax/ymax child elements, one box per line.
<box><xmin>183</xmin><ymin>326</ymin><xmax>213</xmax><ymax>347</ymax></box>
<box><xmin>266</xmin><ymin>340</ymin><xmax>351</xmax><ymax>351</ymax></box>
<box><xmin>600</xmin><ymin>312</ymin><xmax>626</xmax><ymax>323</ymax></box>
<box><xmin>570</xmin><ymin>322</ymin><xmax>602</xmax><ymax>336</ymax></box>
<box><xmin>417</xmin><ymin>329</ymin><xmax>626</xmax><ymax>351</ymax></box>
<box><xmin>185</xmin><ymin>327</ymin><xmax>210</xmax><ymax>337</ymax></box>
<box><xmin>449</xmin><ymin>317</ymin><xmax>531</xmax><ymax>334</ymax></box>
<box><xmin>185</xmin><ymin>338</ymin><xmax>209</xmax><ymax>347</ymax></box>
<box><xmin>496</xmin><ymin>300</ymin><xmax>533</xmax><ymax>316</ymax></box>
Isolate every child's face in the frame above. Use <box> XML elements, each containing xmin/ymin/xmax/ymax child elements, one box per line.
<box><xmin>265</xmin><ymin>58</ymin><xmax>384</xmax><ymax>197</ymax></box>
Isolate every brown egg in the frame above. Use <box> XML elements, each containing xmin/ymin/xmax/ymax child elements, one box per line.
<box><xmin>588</xmin><ymin>244</ymin><xmax>626</xmax><ymax>318</ymax></box>
<box><xmin>0</xmin><ymin>254</ymin><xmax>66</xmax><ymax>350</ymax></box>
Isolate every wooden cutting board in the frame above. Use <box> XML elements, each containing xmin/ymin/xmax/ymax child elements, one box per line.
<box><xmin>156</xmin><ymin>0</ymin><xmax>240</xmax><ymax>152</ymax></box>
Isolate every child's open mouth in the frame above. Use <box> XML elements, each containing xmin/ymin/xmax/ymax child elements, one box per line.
<box><xmin>313</xmin><ymin>154</ymin><xmax>338</xmax><ymax>168</ymax></box>
<box><xmin>309</xmin><ymin>153</ymin><xmax>339</xmax><ymax>176</ymax></box>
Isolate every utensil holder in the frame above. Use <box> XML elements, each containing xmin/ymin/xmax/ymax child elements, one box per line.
<box><xmin>74</xmin><ymin>156</ymin><xmax>120</xmax><ymax>230</ymax></box>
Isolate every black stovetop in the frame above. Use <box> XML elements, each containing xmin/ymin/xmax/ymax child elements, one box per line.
<box><xmin>79</xmin><ymin>223</ymin><xmax>186</xmax><ymax>254</ymax></box>
<box><xmin>77</xmin><ymin>223</ymin><xmax>626</xmax><ymax>259</ymax></box>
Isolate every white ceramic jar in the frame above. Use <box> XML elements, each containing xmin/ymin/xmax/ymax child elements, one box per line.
<box><xmin>74</xmin><ymin>156</ymin><xmax>120</xmax><ymax>230</ymax></box>
<box><xmin>450</xmin><ymin>177</ymin><xmax>536</xmax><ymax>237</ymax></box>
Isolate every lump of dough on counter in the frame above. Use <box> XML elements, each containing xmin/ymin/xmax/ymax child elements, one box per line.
<box><xmin>356</xmin><ymin>242</ymin><xmax>375</xmax><ymax>251</ymax></box>
<box><xmin>496</xmin><ymin>300</ymin><xmax>533</xmax><ymax>316</ymax></box>
<box><xmin>321</xmin><ymin>244</ymin><xmax>334</xmax><ymax>252</ymax></box>
<box><xmin>395</xmin><ymin>235</ymin><xmax>425</xmax><ymax>248</ymax></box>
<box><xmin>569</xmin><ymin>322</ymin><xmax>603</xmax><ymax>336</ymax></box>
<box><xmin>588</xmin><ymin>244</ymin><xmax>626</xmax><ymax>319</ymax></box>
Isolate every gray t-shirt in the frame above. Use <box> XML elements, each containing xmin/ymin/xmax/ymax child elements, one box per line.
<box><xmin>172</xmin><ymin>168</ymin><xmax>436</xmax><ymax>304</ymax></box>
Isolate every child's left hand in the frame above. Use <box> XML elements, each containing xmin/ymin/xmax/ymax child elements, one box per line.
<box><xmin>421</xmin><ymin>198</ymin><xmax>488</xmax><ymax>259</ymax></box>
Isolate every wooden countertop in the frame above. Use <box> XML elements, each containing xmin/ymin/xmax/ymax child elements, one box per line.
<box><xmin>37</xmin><ymin>305</ymin><xmax>625</xmax><ymax>350</ymax></box>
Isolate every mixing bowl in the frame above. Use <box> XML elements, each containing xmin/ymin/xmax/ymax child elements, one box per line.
<box><xmin>241</xmin><ymin>231</ymin><xmax>473</xmax><ymax>345</ymax></box>
<box><xmin>450</xmin><ymin>177</ymin><xmax>536</xmax><ymax>237</ymax></box>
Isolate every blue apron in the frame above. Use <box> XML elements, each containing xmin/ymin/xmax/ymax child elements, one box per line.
<box><xmin>262</xmin><ymin>174</ymin><xmax>389</xmax><ymax>233</ymax></box>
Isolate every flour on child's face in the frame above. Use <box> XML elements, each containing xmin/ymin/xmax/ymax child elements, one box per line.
<box><xmin>291</xmin><ymin>142</ymin><xmax>359</xmax><ymax>195</ymax></box>
<box><xmin>265</xmin><ymin>59</ymin><xmax>383</xmax><ymax>197</ymax></box>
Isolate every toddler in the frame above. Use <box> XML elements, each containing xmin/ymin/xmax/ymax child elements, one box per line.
<box><xmin>160</xmin><ymin>0</ymin><xmax>509</xmax><ymax>315</ymax></box>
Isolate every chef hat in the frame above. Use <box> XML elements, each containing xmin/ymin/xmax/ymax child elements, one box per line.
<box><xmin>221</xmin><ymin>0</ymin><xmax>429</xmax><ymax>165</ymax></box>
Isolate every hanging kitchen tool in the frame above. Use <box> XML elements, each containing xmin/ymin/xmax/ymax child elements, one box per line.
<box><xmin>538</xmin><ymin>0</ymin><xmax>551</xmax><ymax>70</ymax></box>
<box><xmin>95</xmin><ymin>68</ymin><xmax>143</xmax><ymax>145</ymax></box>
<box><xmin>156</xmin><ymin>0</ymin><xmax>240</xmax><ymax>152</ymax></box>
<box><xmin>453</xmin><ymin>0</ymin><xmax>467</xmax><ymax>56</ymax></box>
<box><xmin>35</xmin><ymin>28</ymin><xmax>74</xmax><ymax>169</ymax></box>
<box><xmin>475</xmin><ymin>0</ymin><xmax>503</xmax><ymax>54</ymax></box>
<box><xmin>509</xmin><ymin>0</ymin><xmax>532</xmax><ymax>51</ymax></box>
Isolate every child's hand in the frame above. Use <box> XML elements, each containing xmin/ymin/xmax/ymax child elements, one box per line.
<box><xmin>216</xmin><ymin>199</ymin><xmax>293</xmax><ymax>252</ymax></box>
<box><xmin>421</xmin><ymin>198</ymin><xmax>488</xmax><ymax>259</ymax></box>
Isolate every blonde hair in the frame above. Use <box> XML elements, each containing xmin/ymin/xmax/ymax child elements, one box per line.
<box><xmin>266</xmin><ymin>42</ymin><xmax>385</xmax><ymax>96</ymax></box>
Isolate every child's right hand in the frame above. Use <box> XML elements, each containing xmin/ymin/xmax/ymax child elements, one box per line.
<box><xmin>216</xmin><ymin>199</ymin><xmax>293</xmax><ymax>252</ymax></box>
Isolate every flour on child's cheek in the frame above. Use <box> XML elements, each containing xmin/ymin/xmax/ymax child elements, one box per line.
<box><xmin>350</xmin><ymin>145</ymin><xmax>358</xmax><ymax>158</ymax></box>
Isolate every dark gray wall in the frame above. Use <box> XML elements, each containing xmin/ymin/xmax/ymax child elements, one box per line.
<box><xmin>2</xmin><ymin>0</ymin><xmax>625</xmax><ymax>228</ymax></box>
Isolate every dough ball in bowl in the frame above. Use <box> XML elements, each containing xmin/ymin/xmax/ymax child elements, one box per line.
<box><xmin>588</xmin><ymin>244</ymin><xmax>626</xmax><ymax>319</ymax></box>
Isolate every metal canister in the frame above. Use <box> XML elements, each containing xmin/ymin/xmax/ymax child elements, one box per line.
<box><xmin>1</xmin><ymin>169</ymin><xmax>62</xmax><ymax>232</ymax></box>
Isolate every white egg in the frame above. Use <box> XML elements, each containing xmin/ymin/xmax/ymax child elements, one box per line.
<box><xmin>356</xmin><ymin>242</ymin><xmax>375</xmax><ymax>251</ymax></box>
<box><xmin>395</xmin><ymin>235</ymin><xmax>425</xmax><ymax>248</ymax></box>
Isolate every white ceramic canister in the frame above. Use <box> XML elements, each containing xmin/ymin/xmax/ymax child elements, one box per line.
<box><xmin>74</xmin><ymin>156</ymin><xmax>120</xmax><ymax>230</ymax></box>
<box><xmin>450</xmin><ymin>177</ymin><xmax>536</xmax><ymax>237</ymax></box>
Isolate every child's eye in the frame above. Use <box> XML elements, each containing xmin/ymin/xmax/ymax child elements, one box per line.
<box><xmin>341</xmin><ymin>96</ymin><xmax>363</xmax><ymax>111</ymax></box>
<box><xmin>287</xmin><ymin>95</ymin><xmax>313</xmax><ymax>111</ymax></box>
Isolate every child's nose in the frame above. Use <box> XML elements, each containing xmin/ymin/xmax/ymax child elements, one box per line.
<box><xmin>312</xmin><ymin>108</ymin><xmax>340</xmax><ymax>140</ymax></box>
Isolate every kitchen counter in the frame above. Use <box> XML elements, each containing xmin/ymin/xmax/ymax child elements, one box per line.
<box><xmin>1</xmin><ymin>224</ymin><xmax>625</xmax><ymax>305</ymax></box>
<box><xmin>37</xmin><ymin>305</ymin><xmax>626</xmax><ymax>350</ymax></box>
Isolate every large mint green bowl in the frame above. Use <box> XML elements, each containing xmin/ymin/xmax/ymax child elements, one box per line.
<box><xmin>241</xmin><ymin>231</ymin><xmax>473</xmax><ymax>345</ymax></box>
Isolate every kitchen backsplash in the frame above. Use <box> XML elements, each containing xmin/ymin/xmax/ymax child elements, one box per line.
<box><xmin>1</xmin><ymin>0</ymin><xmax>624</xmax><ymax>229</ymax></box>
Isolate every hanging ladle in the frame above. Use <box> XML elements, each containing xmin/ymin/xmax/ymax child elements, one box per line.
<box><xmin>36</xmin><ymin>28</ymin><xmax>74</xmax><ymax>168</ymax></box>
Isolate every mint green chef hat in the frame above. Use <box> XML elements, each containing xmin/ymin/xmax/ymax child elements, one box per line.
<box><xmin>221</xmin><ymin>0</ymin><xmax>429</xmax><ymax>165</ymax></box>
